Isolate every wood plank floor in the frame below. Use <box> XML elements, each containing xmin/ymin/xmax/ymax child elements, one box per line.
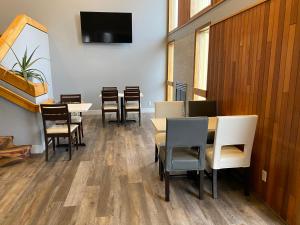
<box><xmin>0</xmin><ymin>114</ymin><xmax>285</xmax><ymax>225</ymax></box>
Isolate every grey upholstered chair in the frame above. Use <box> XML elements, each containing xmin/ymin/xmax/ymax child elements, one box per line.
<box><xmin>188</xmin><ymin>100</ymin><xmax>217</xmax><ymax>144</ymax></box>
<box><xmin>159</xmin><ymin>117</ymin><xmax>208</xmax><ymax>201</ymax></box>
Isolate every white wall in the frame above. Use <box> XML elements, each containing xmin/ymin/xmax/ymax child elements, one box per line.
<box><xmin>0</xmin><ymin>0</ymin><xmax>167</xmax><ymax>109</ymax></box>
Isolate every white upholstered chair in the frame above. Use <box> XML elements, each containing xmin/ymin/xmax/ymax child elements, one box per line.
<box><xmin>206</xmin><ymin>115</ymin><xmax>258</xmax><ymax>198</ymax></box>
<box><xmin>154</xmin><ymin>101</ymin><xmax>185</xmax><ymax>162</ymax></box>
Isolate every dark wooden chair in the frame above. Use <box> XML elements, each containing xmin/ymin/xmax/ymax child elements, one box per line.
<box><xmin>101</xmin><ymin>89</ymin><xmax>120</xmax><ymax>127</ymax></box>
<box><xmin>124</xmin><ymin>89</ymin><xmax>141</xmax><ymax>126</ymax></box>
<box><xmin>60</xmin><ymin>94</ymin><xmax>84</xmax><ymax>143</ymax></box>
<box><xmin>40</xmin><ymin>104</ymin><xmax>79</xmax><ymax>161</ymax></box>
<box><xmin>188</xmin><ymin>100</ymin><xmax>217</xmax><ymax>144</ymax></box>
<box><xmin>188</xmin><ymin>100</ymin><xmax>217</xmax><ymax>117</ymax></box>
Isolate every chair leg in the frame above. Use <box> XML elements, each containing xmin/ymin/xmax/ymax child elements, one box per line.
<box><xmin>139</xmin><ymin>110</ymin><xmax>141</xmax><ymax>126</ymax></box>
<box><xmin>81</xmin><ymin>122</ymin><xmax>84</xmax><ymax>138</ymax></box>
<box><xmin>244</xmin><ymin>167</ymin><xmax>250</xmax><ymax>196</ymax></box>
<box><xmin>75</xmin><ymin>131</ymin><xmax>79</xmax><ymax>150</ymax></box>
<box><xmin>68</xmin><ymin>136</ymin><xmax>72</xmax><ymax>160</ymax></box>
<box><xmin>159</xmin><ymin>159</ymin><xmax>163</xmax><ymax>181</ymax></box>
<box><xmin>155</xmin><ymin>145</ymin><xmax>159</xmax><ymax>163</ymax></box>
<box><xmin>199</xmin><ymin>170</ymin><xmax>204</xmax><ymax>199</ymax></box>
<box><xmin>45</xmin><ymin>137</ymin><xmax>49</xmax><ymax>161</ymax></box>
<box><xmin>117</xmin><ymin>110</ymin><xmax>120</xmax><ymax>125</ymax></box>
<box><xmin>78</xmin><ymin>124</ymin><xmax>82</xmax><ymax>144</ymax></box>
<box><xmin>52</xmin><ymin>137</ymin><xmax>56</xmax><ymax>153</ymax></box>
<box><xmin>102</xmin><ymin>111</ymin><xmax>105</xmax><ymax>127</ymax></box>
<box><xmin>165</xmin><ymin>171</ymin><xmax>170</xmax><ymax>201</ymax></box>
<box><xmin>212</xmin><ymin>169</ymin><xmax>218</xmax><ymax>199</ymax></box>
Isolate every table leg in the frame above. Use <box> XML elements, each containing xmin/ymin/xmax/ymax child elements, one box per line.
<box><xmin>120</xmin><ymin>97</ymin><xmax>124</xmax><ymax>123</ymax></box>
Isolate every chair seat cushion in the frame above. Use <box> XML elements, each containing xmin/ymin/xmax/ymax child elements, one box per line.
<box><xmin>103</xmin><ymin>103</ymin><xmax>118</xmax><ymax>110</ymax></box>
<box><xmin>206</xmin><ymin>145</ymin><xmax>246</xmax><ymax>169</ymax></box>
<box><xmin>155</xmin><ymin>133</ymin><xmax>166</xmax><ymax>147</ymax></box>
<box><xmin>71</xmin><ymin>115</ymin><xmax>82</xmax><ymax>123</ymax></box>
<box><xmin>47</xmin><ymin>124</ymin><xmax>78</xmax><ymax>134</ymax></box>
<box><xmin>159</xmin><ymin>147</ymin><xmax>201</xmax><ymax>171</ymax></box>
<box><xmin>125</xmin><ymin>102</ymin><xmax>139</xmax><ymax>110</ymax></box>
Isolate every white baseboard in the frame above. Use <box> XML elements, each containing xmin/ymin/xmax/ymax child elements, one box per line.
<box><xmin>83</xmin><ymin>108</ymin><xmax>154</xmax><ymax>115</ymax></box>
<box><xmin>31</xmin><ymin>144</ymin><xmax>44</xmax><ymax>154</ymax></box>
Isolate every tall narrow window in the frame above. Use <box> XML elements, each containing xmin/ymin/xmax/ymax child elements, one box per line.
<box><xmin>193</xmin><ymin>27</ymin><xmax>210</xmax><ymax>100</ymax></box>
<box><xmin>167</xmin><ymin>41</ymin><xmax>175</xmax><ymax>101</ymax></box>
<box><xmin>190</xmin><ymin>0</ymin><xmax>211</xmax><ymax>17</ymax></box>
<box><xmin>169</xmin><ymin>0</ymin><xmax>178</xmax><ymax>32</ymax></box>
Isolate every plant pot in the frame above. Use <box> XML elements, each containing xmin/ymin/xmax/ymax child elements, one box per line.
<box><xmin>0</xmin><ymin>66</ymin><xmax>48</xmax><ymax>97</ymax></box>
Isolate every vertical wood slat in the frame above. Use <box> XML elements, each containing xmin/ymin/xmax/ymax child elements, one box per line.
<box><xmin>178</xmin><ymin>0</ymin><xmax>190</xmax><ymax>27</ymax></box>
<box><xmin>206</xmin><ymin>0</ymin><xmax>300</xmax><ymax>224</ymax></box>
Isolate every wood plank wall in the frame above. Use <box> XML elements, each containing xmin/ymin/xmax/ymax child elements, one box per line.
<box><xmin>207</xmin><ymin>0</ymin><xmax>300</xmax><ymax>224</ymax></box>
<box><xmin>178</xmin><ymin>0</ymin><xmax>190</xmax><ymax>26</ymax></box>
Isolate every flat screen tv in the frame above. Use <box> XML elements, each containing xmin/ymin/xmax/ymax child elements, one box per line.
<box><xmin>80</xmin><ymin>12</ymin><xmax>132</xmax><ymax>43</ymax></box>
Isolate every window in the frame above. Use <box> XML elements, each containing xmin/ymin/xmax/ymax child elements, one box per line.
<box><xmin>167</xmin><ymin>41</ymin><xmax>175</xmax><ymax>101</ymax></box>
<box><xmin>168</xmin><ymin>0</ymin><xmax>178</xmax><ymax>32</ymax></box>
<box><xmin>190</xmin><ymin>0</ymin><xmax>211</xmax><ymax>17</ymax></box>
<box><xmin>193</xmin><ymin>27</ymin><xmax>210</xmax><ymax>100</ymax></box>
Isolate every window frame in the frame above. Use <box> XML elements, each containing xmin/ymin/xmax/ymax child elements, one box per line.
<box><xmin>192</xmin><ymin>24</ymin><xmax>211</xmax><ymax>100</ymax></box>
<box><xmin>166</xmin><ymin>41</ymin><xmax>175</xmax><ymax>101</ymax></box>
<box><xmin>190</xmin><ymin>0</ymin><xmax>212</xmax><ymax>19</ymax></box>
<box><xmin>168</xmin><ymin>0</ymin><xmax>179</xmax><ymax>32</ymax></box>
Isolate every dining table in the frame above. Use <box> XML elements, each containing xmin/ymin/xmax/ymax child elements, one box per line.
<box><xmin>68</xmin><ymin>103</ymin><xmax>92</xmax><ymax>114</ymax></box>
<box><xmin>56</xmin><ymin>103</ymin><xmax>92</xmax><ymax>147</ymax></box>
<box><xmin>151</xmin><ymin>117</ymin><xmax>218</xmax><ymax>133</ymax></box>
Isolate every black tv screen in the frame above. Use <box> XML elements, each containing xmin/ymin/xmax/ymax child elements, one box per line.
<box><xmin>80</xmin><ymin>12</ymin><xmax>132</xmax><ymax>43</ymax></box>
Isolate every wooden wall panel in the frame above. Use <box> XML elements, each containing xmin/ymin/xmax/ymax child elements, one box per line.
<box><xmin>178</xmin><ymin>0</ymin><xmax>190</xmax><ymax>26</ymax></box>
<box><xmin>207</xmin><ymin>0</ymin><xmax>300</xmax><ymax>224</ymax></box>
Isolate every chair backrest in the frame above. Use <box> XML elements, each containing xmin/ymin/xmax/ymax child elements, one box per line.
<box><xmin>102</xmin><ymin>90</ymin><xmax>119</xmax><ymax>103</ymax></box>
<box><xmin>60</xmin><ymin>94</ymin><xmax>81</xmax><ymax>104</ymax></box>
<box><xmin>212</xmin><ymin>115</ymin><xmax>258</xmax><ymax>169</ymax></box>
<box><xmin>154</xmin><ymin>101</ymin><xmax>185</xmax><ymax>118</ymax></box>
<box><xmin>40</xmin><ymin>104</ymin><xmax>71</xmax><ymax>134</ymax></box>
<box><xmin>40</xmin><ymin>104</ymin><xmax>70</xmax><ymax>121</ymax></box>
<box><xmin>188</xmin><ymin>100</ymin><xmax>217</xmax><ymax>117</ymax></box>
<box><xmin>103</xmin><ymin>87</ymin><xmax>118</xmax><ymax>91</ymax></box>
<box><xmin>166</xmin><ymin>117</ymin><xmax>208</xmax><ymax>148</ymax></box>
<box><xmin>124</xmin><ymin>89</ymin><xmax>140</xmax><ymax>102</ymax></box>
<box><xmin>125</xmin><ymin>86</ymin><xmax>139</xmax><ymax>91</ymax></box>
<box><xmin>165</xmin><ymin>118</ymin><xmax>208</xmax><ymax>171</ymax></box>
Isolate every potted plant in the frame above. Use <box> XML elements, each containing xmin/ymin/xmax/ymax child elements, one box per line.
<box><xmin>0</xmin><ymin>45</ymin><xmax>48</xmax><ymax>96</ymax></box>
<box><xmin>9</xmin><ymin>46</ymin><xmax>47</xmax><ymax>84</ymax></box>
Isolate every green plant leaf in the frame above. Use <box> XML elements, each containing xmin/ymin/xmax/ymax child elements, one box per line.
<box><xmin>22</xmin><ymin>47</ymin><xmax>28</xmax><ymax>69</ymax></box>
<box><xmin>26</xmin><ymin>46</ymin><xmax>39</xmax><ymax>67</ymax></box>
<box><xmin>27</xmin><ymin>68</ymin><xmax>47</xmax><ymax>83</ymax></box>
<box><xmin>26</xmin><ymin>57</ymin><xmax>46</xmax><ymax>69</ymax></box>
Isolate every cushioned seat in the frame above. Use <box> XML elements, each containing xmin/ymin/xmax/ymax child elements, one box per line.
<box><xmin>47</xmin><ymin>124</ymin><xmax>78</xmax><ymax>134</ymax></box>
<box><xmin>206</xmin><ymin>145</ymin><xmax>245</xmax><ymax>169</ymax></box>
<box><xmin>155</xmin><ymin>133</ymin><xmax>166</xmax><ymax>147</ymax></box>
<box><xmin>125</xmin><ymin>102</ymin><xmax>139</xmax><ymax>110</ymax></box>
<box><xmin>160</xmin><ymin>147</ymin><xmax>200</xmax><ymax>171</ymax></box>
<box><xmin>103</xmin><ymin>103</ymin><xmax>118</xmax><ymax>110</ymax></box>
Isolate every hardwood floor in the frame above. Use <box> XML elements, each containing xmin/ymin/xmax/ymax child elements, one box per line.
<box><xmin>0</xmin><ymin>114</ymin><xmax>284</xmax><ymax>225</ymax></box>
